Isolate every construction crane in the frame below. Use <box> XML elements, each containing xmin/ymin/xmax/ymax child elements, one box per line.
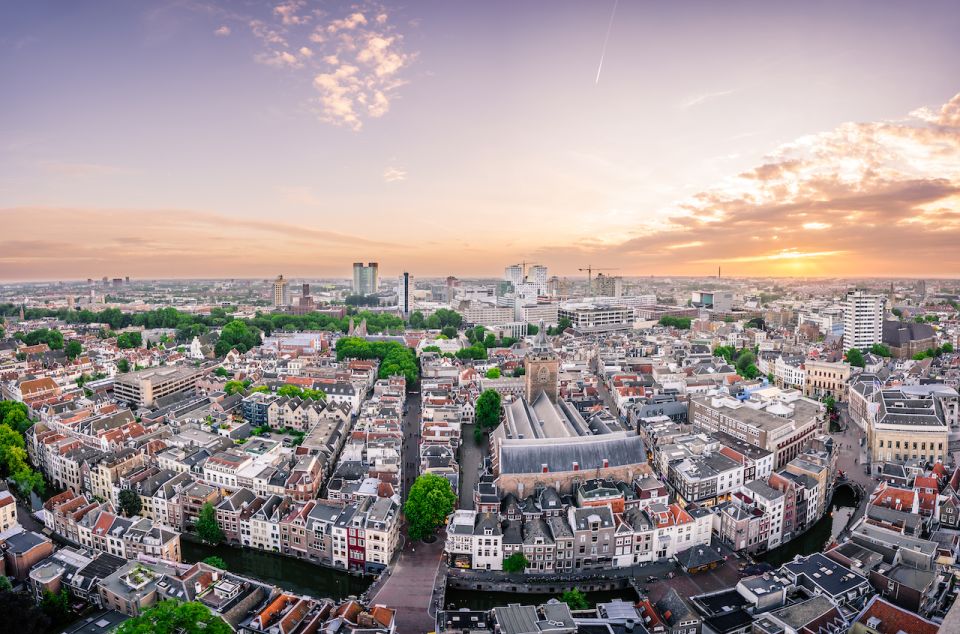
<box><xmin>578</xmin><ymin>265</ymin><xmax>619</xmax><ymax>294</ymax></box>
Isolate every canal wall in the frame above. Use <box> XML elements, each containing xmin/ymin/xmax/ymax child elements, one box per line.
<box><xmin>447</xmin><ymin>575</ymin><xmax>634</xmax><ymax>594</ymax></box>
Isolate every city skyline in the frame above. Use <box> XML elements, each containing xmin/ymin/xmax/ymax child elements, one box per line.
<box><xmin>3</xmin><ymin>1</ymin><xmax>960</xmax><ymax>281</ymax></box>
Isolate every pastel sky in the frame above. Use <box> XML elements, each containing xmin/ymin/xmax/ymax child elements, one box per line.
<box><xmin>2</xmin><ymin>0</ymin><xmax>960</xmax><ymax>281</ymax></box>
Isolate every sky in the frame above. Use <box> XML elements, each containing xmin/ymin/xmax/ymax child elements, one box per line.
<box><xmin>2</xmin><ymin>0</ymin><xmax>960</xmax><ymax>281</ymax></box>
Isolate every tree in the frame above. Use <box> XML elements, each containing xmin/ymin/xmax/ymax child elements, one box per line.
<box><xmin>195</xmin><ymin>502</ymin><xmax>225</xmax><ymax>545</ymax></box>
<box><xmin>408</xmin><ymin>311</ymin><xmax>426</xmax><ymax>329</ymax></box>
<box><xmin>116</xmin><ymin>358</ymin><xmax>130</xmax><ymax>373</ymax></box>
<box><xmin>440</xmin><ymin>325</ymin><xmax>458</xmax><ymax>339</ymax></box>
<box><xmin>116</xmin><ymin>331</ymin><xmax>142</xmax><ymax>349</ymax></box>
<box><xmin>404</xmin><ymin>473</ymin><xmax>457</xmax><ymax>541</ymax></box>
<box><xmin>202</xmin><ymin>556</ymin><xmax>227</xmax><ymax>570</ymax></box>
<box><xmin>213</xmin><ymin>367</ymin><xmax>230</xmax><ymax>378</ymax></box>
<box><xmin>40</xmin><ymin>588</ymin><xmax>71</xmax><ymax>627</ymax></box>
<box><xmin>0</xmin><ymin>402</ymin><xmax>31</xmax><ymax>434</ymax></box>
<box><xmin>824</xmin><ymin>395</ymin><xmax>837</xmax><ymax>413</ymax></box>
<box><xmin>846</xmin><ymin>348</ymin><xmax>866</xmax><ymax>368</ymax></box>
<box><xmin>475</xmin><ymin>389</ymin><xmax>502</xmax><ymax>430</ymax></box>
<box><xmin>223</xmin><ymin>380</ymin><xmax>246</xmax><ymax>396</ymax></box>
<box><xmin>116</xmin><ymin>600</ymin><xmax>232</xmax><ymax>634</ymax></box>
<box><xmin>0</xmin><ymin>589</ymin><xmax>51</xmax><ymax>634</ymax></box>
<box><xmin>527</xmin><ymin>323</ymin><xmax>539</xmax><ymax>335</ymax></box>
<box><xmin>118</xmin><ymin>489</ymin><xmax>142</xmax><ymax>517</ymax></box>
<box><xmin>503</xmin><ymin>552</ymin><xmax>529</xmax><ymax>573</ymax></box>
<box><xmin>735</xmin><ymin>350</ymin><xmax>757</xmax><ymax>377</ymax></box>
<box><xmin>559</xmin><ymin>589</ymin><xmax>589</xmax><ymax>610</ymax></box>
<box><xmin>658</xmin><ymin>316</ymin><xmax>691</xmax><ymax>330</ymax></box>
<box><xmin>18</xmin><ymin>328</ymin><xmax>64</xmax><ymax>350</ymax></box>
<box><xmin>943</xmin><ymin>342</ymin><xmax>954</xmax><ymax>353</ymax></box>
<box><xmin>548</xmin><ymin>317</ymin><xmax>573</xmax><ymax>335</ymax></box>
<box><xmin>64</xmin><ymin>340</ymin><xmax>83</xmax><ymax>360</ymax></box>
<box><xmin>485</xmin><ymin>368</ymin><xmax>501</xmax><ymax>379</ymax></box>
<box><xmin>892</xmin><ymin>307</ymin><xmax>903</xmax><ymax>319</ymax></box>
<box><xmin>215</xmin><ymin>320</ymin><xmax>260</xmax><ymax>357</ymax></box>
<box><xmin>870</xmin><ymin>344</ymin><xmax>892</xmax><ymax>357</ymax></box>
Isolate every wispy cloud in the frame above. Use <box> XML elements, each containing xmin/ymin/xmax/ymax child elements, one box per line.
<box><xmin>202</xmin><ymin>3</ymin><xmax>415</xmax><ymax>131</ymax></box>
<box><xmin>679</xmin><ymin>89</ymin><xmax>734</xmax><ymax>110</ymax></box>
<box><xmin>38</xmin><ymin>161</ymin><xmax>132</xmax><ymax>177</ymax></box>
<box><xmin>383</xmin><ymin>166</ymin><xmax>407</xmax><ymax>182</ymax></box>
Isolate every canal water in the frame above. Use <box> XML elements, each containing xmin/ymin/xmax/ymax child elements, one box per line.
<box><xmin>759</xmin><ymin>485</ymin><xmax>859</xmax><ymax>567</ymax></box>
<box><xmin>181</xmin><ymin>540</ymin><xmax>371</xmax><ymax>600</ymax></box>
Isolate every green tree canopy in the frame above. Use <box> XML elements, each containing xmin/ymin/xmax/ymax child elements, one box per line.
<box><xmin>195</xmin><ymin>502</ymin><xmax>225</xmax><ymax>545</ymax></box>
<box><xmin>404</xmin><ymin>473</ymin><xmax>457</xmax><ymax>541</ymax></box>
<box><xmin>408</xmin><ymin>311</ymin><xmax>426</xmax><ymax>329</ymax></box>
<box><xmin>485</xmin><ymin>367</ymin><xmax>501</xmax><ymax>379</ymax></box>
<box><xmin>202</xmin><ymin>556</ymin><xmax>227</xmax><ymax>570</ymax></box>
<box><xmin>17</xmin><ymin>328</ymin><xmax>64</xmax><ymax>350</ymax></box>
<box><xmin>223</xmin><ymin>380</ymin><xmax>246</xmax><ymax>396</ymax></box>
<box><xmin>215</xmin><ymin>320</ymin><xmax>260</xmax><ymax>357</ymax></box>
<box><xmin>115</xmin><ymin>600</ymin><xmax>231</xmax><ymax>634</ymax></box>
<box><xmin>559</xmin><ymin>589</ymin><xmax>589</xmax><ymax>610</ymax></box>
<box><xmin>116</xmin><ymin>331</ymin><xmax>142</xmax><ymax>349</ymax></box>
<box><xmin>870</xmin><ymin>344</ymin><xmax>892</xmax><ymax>357</ymax></box>
<box><xmin>277</xmin><ymin>384</ymin><xmax>327</xmax><ymax>400</ymax></box>
<box><xmin>658</xmin><ymin>316</ymin><xmax>691</xmax><ymax>329</ymax></box>
<box><xmin>846</xmin><ymin>348</ymin><xmax>866</xmax><ymax>368</ymax></box>
<box><xmin>503</xmin><ymin>552</ymin><xmax>529</xmax><ymax>573</ymax></box>
<box><xmin>118</xmin><ymin>489</ymin><xmax>143</xmax><ymax>517</ymax></box>
<box><xmin>64</xmin><ymin>340</ymin><xmax>83</xmax><ymax>360</ymax></box>
<box><xmin>475</xmin><ymin>389</ymin><xmax>502</xmax><ymax>430</ymax></box>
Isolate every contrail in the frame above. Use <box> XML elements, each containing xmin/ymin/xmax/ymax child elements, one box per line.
<box><xmin>595</xmin><ymin>0</ymin><xmax>619</xmax><ymax>85</ymax></box>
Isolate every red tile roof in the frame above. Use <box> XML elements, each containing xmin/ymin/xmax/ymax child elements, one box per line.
<box><xmin>855</xmin><ymin>596</ymin><xmax>939</xmax><ymax>634</ymax></box>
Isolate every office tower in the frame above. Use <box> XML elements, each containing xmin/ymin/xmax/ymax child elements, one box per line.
<box><xmin>528</xmin><ymin>265</ymin><xmax>548</xmax><ymax>294</ymax></box>
<box><xmin>595</xmin><ymin>273</ymin><xmax>623</xmax><ymax>298</ymax></box>
<box><xmin>504</xmin><ymin>264</ymin><xmax>524</xmax><ymax>290</ymax></box>
<box><xmin>352</xmin><ymin>262</ymin><xmax>379</xmax><ymax>295</ymax></box>
<box><xmin>273</xmin><ymin>274</ymin><xmax>289</xmax><ymax>307</ymax></box>
<box><xmin>843</xmin><ymin>290</ymin><xmax>885</xmax><ymax>352</ymax></box>
<box><xmin>398</xmin><ymin>272</ymin><xmax>414</xmax><ymax>318</ymax></box>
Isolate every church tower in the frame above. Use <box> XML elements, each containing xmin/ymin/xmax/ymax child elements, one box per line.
<box><xmin>524</xmin><ymin>320</ymin><xmax>559</xmax><ymax>403</ymax></box>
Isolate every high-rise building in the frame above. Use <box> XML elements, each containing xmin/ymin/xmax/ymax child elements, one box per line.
<box><xmin>594</xmin><ymin>273</ymin><xmax>623</xmax><ymax>298</ymax></box>
<box><xmin>528</xmin><ymin>265</ymin><xmax>548</xmax><ymax>294</ymax></box>
<box><xmin>843</xmin><ymin>290</ymin><xmax>885</xmax><ymax>352</ymax></box>
<box><xmin>352</xmin><ymin>262</ymin><xmax>379</xmax><ymax>295</ymax></box>
<box><xmin>398</xmin><ymin>272</ymin><xmax>414</xmax><ymax>318</ymax></box>
<box><xmin>273</xmin><ymin>274</ymin><xmax>289</xmax><ymax>307</ymax></box>
<box><xmin>504</xmin><ymin>264</ymin><xmax>523</xmax><ymax>290</ymax></box>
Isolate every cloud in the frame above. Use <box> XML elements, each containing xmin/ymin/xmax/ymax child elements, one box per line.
<box><xmin>201</xmin><ymin>4</ymin><xmax>415</xmax><ymax>131</ymax></box>
<box><xmin>532</xmin><ymin>91</ymin><xmax>960</xmax><ymax>276</ymax></box>
<box><xmin>679</xmin><ymin>89</ymin><xmax>735</xmax><ymax>110</ymax></box>
<box><xmin>274</xmin><ymin>1</ymin><xmax>310</xmax><ymax>26</ymax></box>
<box><xmin>383</xmin><ymin>166</ymin><xmax>407</xmax><ymax>183</ymax></box>
<box><xmin>327</xmin><ymin>12</ymin><xmax>367</xmax><ymax>34</ymax></box>
<box><xmin>256</xmin><ymin>49</ymin><xmax>302</xmax><ymax>68</ymax></box>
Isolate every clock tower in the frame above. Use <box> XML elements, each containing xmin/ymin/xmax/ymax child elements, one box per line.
<box><xmin>524</xmin><ymin>320</ymin><xmax>559</xmax><ymax>403</ymax></box>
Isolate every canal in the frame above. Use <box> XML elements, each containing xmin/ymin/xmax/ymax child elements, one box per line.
<box><xmin>181</xmin><ymin>540</ymin><xmax>371</xmax><ymax>600</ymax></box>
<box><xmin>759</xmin><ymin>485</ymin><xmax>859</xmax><ymax>567</ymax></box>
<box><xmin>444</xmin><ymin>587</ymin><xmax>637</xmax><ymax>611</ymax></box>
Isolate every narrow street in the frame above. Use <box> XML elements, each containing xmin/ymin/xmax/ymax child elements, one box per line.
<box><xmin>401</xmin><ymin>391</ymin><xmax>422</xmax><ymax>500</ymax></box>
<box><xmin>457</xmin><ymin>424</ymin><xmax>485</xmax><ymax>510</ymax></box>
<box><xmin>369</xmin><ymin>389</ymin><xmax>445</xmax><ymax>632</ymax></box>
